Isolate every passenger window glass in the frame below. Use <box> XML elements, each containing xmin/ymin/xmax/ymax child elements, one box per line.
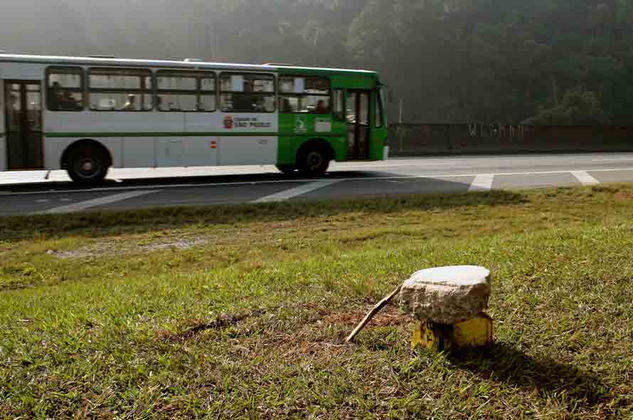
<box><xmin>156</xmin><ymin>71</ymin><xmax>216</xmax><ymax>112</ymax></box>
<box><xmin>88</xmin><ymin>68</ymin><xmax>153</xmax><ymax>111</ymax></box>
<box><xmin>220</xmin><ymin>73</ymin><xmax>275</xmax><ymax>113</ymax></box>
<box><xmin>305</xmin><ymin>77</ymin><xmax>329</xmax><ymax>94</ymax></box>
<box><xmin>200</xmin><ymin>78</ymin><xmax>216</xmax><ymax>92</ymax></box>
<box><xmin>198</xmin><ymin>94</ymin><xmax>216</xmax><ymax>111</ymax></box>
<box><xmin>47</xmin><ymin>67</ymin><xmax>84</xmax><ymax>111</ymax></box>
<box><xmin>279</xmin><ymin>78</ymin><xmax>296</xmax><ymax>93</ymax></box>
<box><xmin>49</xmin><ymin>73</ymin><xmax>81</xmax><ymax>88</ymax></box>
<box><xmin>90</xmin><ymin>93</ymin><xmax>153</xmax><ymax>112</ymax></box>
<box><xmin>157</xmin><ymin>94</ymin><xmax>197</xmax><ymax>111</ymax></box>
<box><xmin>278</xmin><ymin>76</ymin><xmax>331</xmax><ymax>114</ymax></box>
<box><xmin>157</xmin><ymin>75</ymin><xmax>196</xmax><ymax>91</ymax></box>
<box><xmin>253</xmin><ymin>78</ymin><xmax>274</xmax><ymax>93</ymax></box>
<box><xmin>90</xmin><ymin>74</ymin><xmax>146</xmax><ymax>89</ymax></box>
<box><xmin>279</xmin><ymin>95</ymin><xmax>330</xmax><ymax>114</ymax></box>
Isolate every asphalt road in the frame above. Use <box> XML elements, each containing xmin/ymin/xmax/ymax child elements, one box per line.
<box><xmin>2</xmin><ymin>153</ymin><xmax>633</xmax><ymax>216</ymax></box>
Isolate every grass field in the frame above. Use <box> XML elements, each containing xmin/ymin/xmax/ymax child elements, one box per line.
<box><xmin>1</xmin><ymin>185</ymin><xmax>632</xmax><ymax>418</ymax></box>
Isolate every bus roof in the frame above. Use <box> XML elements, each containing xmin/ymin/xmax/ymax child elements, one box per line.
<box><xmin>0</xmin><ymin>53</ymin><xmax>377</xmax><ymax>76</ymax></box>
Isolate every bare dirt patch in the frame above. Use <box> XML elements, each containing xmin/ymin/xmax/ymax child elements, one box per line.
<box><xmin>44</xmin><ymin>222</ymin><xmax>306</xmax><ymax>259</ymax></box>
<box><xmin>156</xmin><ymin>309</ymin><xmax>268</xmax><ymax>342</ymax></box>
<box><xmin>48</xmin><ymin>237</ymin><xmax>212</xmax><ymax>259</ymax></box>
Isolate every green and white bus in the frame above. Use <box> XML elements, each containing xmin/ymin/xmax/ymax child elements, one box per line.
<box><xmin>0</xmin><ymin>53</ymin><xmax>387</xmax><ymax>184</ymax></box>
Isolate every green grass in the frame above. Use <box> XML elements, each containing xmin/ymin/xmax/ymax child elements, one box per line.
<box><xmin>1</xmin><ymin>186</ymin><xmax>632</xmax><ymax>418</ymax></box>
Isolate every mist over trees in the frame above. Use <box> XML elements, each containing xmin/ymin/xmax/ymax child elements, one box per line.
<box><xmin>2</xmin><ymin>0</ymin><xmax>633</xmax><ymax>125</ymax></box>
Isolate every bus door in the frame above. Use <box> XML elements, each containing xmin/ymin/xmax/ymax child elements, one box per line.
<box><xmin>5</xmin><ymin>81</ymin><xmax>43</xmax><ymax>169</ymax></box>
<box><xmin>346</xmin><ymin>90</ymin><xmax>371</xmax><ymax>160</ymax></box>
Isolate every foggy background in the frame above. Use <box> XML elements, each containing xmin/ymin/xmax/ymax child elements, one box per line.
<box><xmin>2</xmin><ymin>0</ymin><xmax>633</xmax><ymax>125</ymax></box>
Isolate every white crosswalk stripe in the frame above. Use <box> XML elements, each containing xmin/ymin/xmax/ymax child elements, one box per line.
<box><xmin>41</xmin><ymin>190</ymin><xmax>159</xmax><ymax>214</ymax></box>
<box><xmin>253</xmin><ymin>180</ymin><xmax>340</xmax><ymax>203</ymax></box>
<box><xmin>571</xmin><ymin>171</ymin><xmax>600</xmax><ymax>186</ymax></box>
<box><xmin>469</xmin><ymin>174</ymin><xmax>495</xmax><ymax>192</ymax></box>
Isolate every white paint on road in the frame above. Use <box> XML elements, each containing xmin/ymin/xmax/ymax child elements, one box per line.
<box><xmin>2</xmin><ymin>164</ymin><xmax>633</xmax><ymax>215</ymax></box>
<box><xmin>469</xmin><ymin>174</ymin><xmax>495</xmax><ymax>192</ymax></box>
<box><xmin>2</xmin><ymin>167</ymin><xmax>633</xmax><ymax>198</ymax></box>
<box><xmin>1</xmin><ymin>153</ymin><xmax>633</xmax><ymax>188</ymax></box>
<box><xmin>41</xmin><ymin>190</ymin><xmax>160</xmax><ymax>214</ymax></box>
<box><xmin>571</xmin><ymin>171</ymin><xmax>600</xmax><ymax>186</ymax></box>
<box><xmin>253</xmin><ymin>180</ymin><xmax>340</xmax><ymax>203</ymax></box>
<box><xmin>590</xmin><ymin>157</ymin><xmax>633</xmax><ymax>163</ymax></box>
<box><xmin>3</xmin><ymin>166</ymin><xmax>633</xmax><ymax>198</ymax></box>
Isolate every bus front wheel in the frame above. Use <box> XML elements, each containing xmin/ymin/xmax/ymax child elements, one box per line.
<box><xmin>297</xmin><ymin>147</ymin><xmax>330</xmax><ymax>176</ymax></box>
<box><xmin>66</xmin><ymin>145</ymin><xmax>109</xmax><ymax>185</ymax></box>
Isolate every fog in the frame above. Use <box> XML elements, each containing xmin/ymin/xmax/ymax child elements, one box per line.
<box><xmin>2</xmin><ymin>0</ymin><xmax>633</xmax><ymax>125</ymax></box>
<box><xmin>0</xmin><ymin>1</ymin><xmax>217</xmax><ymax>60</ymax></box>
<box><xmin>0</xmin><ymin>0</ymin><xmax>360</xmax><ymax>64</ymax></box>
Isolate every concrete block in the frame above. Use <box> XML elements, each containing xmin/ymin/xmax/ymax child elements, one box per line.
<box><xmin>400</xmin><ymin>265</ymin><xmax>491</xmax><ymax>324</ymax></box>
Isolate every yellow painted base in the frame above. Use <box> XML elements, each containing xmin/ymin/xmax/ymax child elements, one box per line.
<box><xmin>412</xmin><ymin>313</ymin><xmax>493</xmax><ymax>352</ymax></box>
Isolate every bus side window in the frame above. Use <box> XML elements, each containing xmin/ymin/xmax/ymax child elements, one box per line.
<box><xmin>278</xmin><ymin>76</ymin><xmax>331</xmax><ymax>115</ymax></box>
<box><xmin>156</xmin><ymin>70</ymin><xmax>216</xmax><ymax>112</ymax></box>
<box><xmin>46</xmin><ymin>67</ymin><xmax>84</xmax><ymax>111</ymax></box>
<box><xmin>88</xmin><ymin>68</ymin><xmax>153</xmax><ymax>112</ymax></box>
<box><xmin>219</xmin><ymin>73</ymin><xmax>275</xmax><ymax>113</ymax></box>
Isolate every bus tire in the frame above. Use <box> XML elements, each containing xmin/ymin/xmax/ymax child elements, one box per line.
<box><xmin>297</xmin><ymin>145</ymin><xmax>330</xmax><ymax>177</ymax></box>
<box><xmin>66</xmin><ymin>145</ymin><xmax>109</xmax><ymax>185</ymax></box>
<box><xmin>276</xmin><ymin>164</ymin><xmax>296</xmax><ymax>175</ymax></box>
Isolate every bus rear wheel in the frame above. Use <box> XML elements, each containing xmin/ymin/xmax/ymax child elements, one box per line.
<box><xmin>297</xmin><ymin>146</ymin><xmax>330</xmax><ymax>177</ymax></box>
<box><xmin>66</xmin><ymin>146</ymin><xmax>109</xmax><ymax>185</ymax></box>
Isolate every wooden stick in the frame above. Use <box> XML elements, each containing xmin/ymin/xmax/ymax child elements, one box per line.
<box><xmin>345</xmin><ymin>285</ymin><xmax>402</xmax><ymax>343</ymax></box>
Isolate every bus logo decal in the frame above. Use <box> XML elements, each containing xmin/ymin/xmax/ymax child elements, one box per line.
<box><xmin>294</xmin><ymin>115</ymin><xmax>307</xmax><ymax>134</ymax></box>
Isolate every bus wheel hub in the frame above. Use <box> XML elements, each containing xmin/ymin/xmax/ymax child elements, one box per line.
<box><xmin>308</xmin><ymin>153</ymin><xmax>321</xmax><ymax>167</ymax></box>
<box><xmin>81</xmin><ymin>160</ymin><xmax>94</xmax><ymax>172</ymax></box>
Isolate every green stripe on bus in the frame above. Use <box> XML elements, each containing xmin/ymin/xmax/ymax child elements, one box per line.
<box><xmin>45</xmin><ymin>132</ymin><xmax>279</xmax><ymax>138</ymax></box>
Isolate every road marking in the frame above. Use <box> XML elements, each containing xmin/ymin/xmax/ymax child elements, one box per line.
<box><xmin>591</xmin><ymin>157</ymin><xmax>633</xmax><ymax>163</ymax></box>
<box><xmin>253</xmin><ymin>180</ymin><xmax>340</xmax><ymax>203</ymax></box>
<box><xmin>469</xmin><ymin>174</ymin><xmax>494</xmax><ymax>192</ymax></box>
<box><xmin>571</xmin><ymin>171</ymin><xmax>600</xmax><ymax>186</ymax></box>
<box><xmin>36</xmin><ymin>199</ymin><xmax>50</xmax><ymax>203</ymax></box>
<box><xmin>3</xmin><ymin>167</ymin><xmax>633</xmax><ymax>197</ymax></box>
<box><xmin>41</xmin><ymin>190</ymin><xmax>159</xmax><ymax>214</ymax></box>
